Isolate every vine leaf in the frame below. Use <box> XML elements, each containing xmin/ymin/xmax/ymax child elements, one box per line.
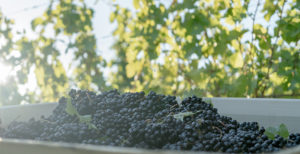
<box><xmin>265</xmin><ymin>127</ymin><xmax>277</xmax><ymax>140</ymax></box>
<box><xmin>65</xmin><ymin>97</ymin><xmax>97</xmax><ymax>129</ymax></box>
<box><xmin>66</xmin><ymin>97</ymin><xmax>78</xmax><ymax>116</ymax></box>
<box><xmin>264</xmin><ymin>123</ymin><xmax>289</xmax><ymax>140</ymax></box>
<box><xmin>278</xmin><ymin>124</ymin><xmax>289</xmax><ymax>139</ymax></box>
<box><xmin>230</xmin><ymin>52</ymin><xmax>243</xmax><ymax>68</ymax></box>
<box><xmin>79</xmin><ymin>115</ymin><xmax>97</xmax><ymax>129</ymax></box>
<box><xmin>173</xmin><ymin>112</ymin><xmax>195</xmax><ymax>121</ymax></box>
<box><xmin>133</xmin><ymin>0</ymin><xmax>140</xmax><ymax>9</ymax></box>
<box><xmin>176</xmin><ymin>96</ymin><xmax>182</xmax><ymax>106</ymax></box>
<box><xmin>79</xmin><ymin>114</ymin><xmax>92</xmax><ymax>122</ymax></box>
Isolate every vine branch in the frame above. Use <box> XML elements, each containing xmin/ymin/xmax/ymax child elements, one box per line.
<box><xmin>250</xmin><ymin>0</ymin><xmax>261</xmax><ymax>97</ymax></box>
<box><xmin>261</xmin><ymin>0</ymin><xmax>287</xmax><ymax>96</ymax></box>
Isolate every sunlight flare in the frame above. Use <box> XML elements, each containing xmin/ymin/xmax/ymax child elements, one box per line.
<box><xmin>0</xmin><ymin>62</ymin><xmax>11</xmax><ymax>83</ymax></box>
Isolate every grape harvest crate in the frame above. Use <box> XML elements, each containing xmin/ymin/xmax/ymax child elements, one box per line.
<box><xmin>0</xmin><ymin>98</ymin><xmax>300</xmax><ymax>154</ymax></box>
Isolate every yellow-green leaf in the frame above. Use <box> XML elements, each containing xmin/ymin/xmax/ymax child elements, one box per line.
<box><xmin>230</xmin><ymin>52</ymin><xmax>243</xmax><ymax>68</ymax></box>
<box><xmin>126</xmin><ymin>62</ymin><xmax>137</xmax><ymax>78</ymax></box>
<box><xmin>133</xmin><ymin>0</ymin><xmax>140</xmax><ymax>9</ymax></box>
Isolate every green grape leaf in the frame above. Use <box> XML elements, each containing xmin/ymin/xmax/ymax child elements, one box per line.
<box><xmin>79</xmin><ymin>114</ymin><xmax>92</xmax><ymax>123</ymax></box>
<box><xmin>264</xmin><ymin>123</ymin><xmax>290</xmax><ymax>140</ymax></box>
<box><xmin>65</xmin><ymin>98</ymin><xmax>97</xmax><ymax>130</ymax></box>
<box><xmin>264</xmin><ymin>127</ymin><xmax>277</xmax><ymax>140</ymax></box>
<box><xmin>173</xmin><ymin>110</ymin><xmax>204</xmax><ymax>121</ymax></box>
<box><xmin>278</xmin><ymin>124</ymin><xmax>289</xmax><ymax>139</ymax></box>
<box><xmin>87</xmin><ymin>123</ymin><xmax>97</xmax><ymax>130</ymax></box>
<box><xmin>65</xmin><ymin>98</ymin><xmax>78</xmax><ymax>116</ymax></box>
<box><xmin>176</xmin><ymin>96</ymin><xmax>182</xmax><ymax>106</ymax></box>
<box><xmin>79</xmin><ymin>115</ymin><xmax>97</xmax><ymax>129</ymax></box>
<box><xmin>173</xmin><ymin>112</ymin><xmax>195</xmax><ymax>121</ymax></box>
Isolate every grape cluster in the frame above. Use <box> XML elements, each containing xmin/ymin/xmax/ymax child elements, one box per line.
<box><xmin>1</xmin><ymin>89</ymin><xmax>300</xmax><ymax>153</ymax></box>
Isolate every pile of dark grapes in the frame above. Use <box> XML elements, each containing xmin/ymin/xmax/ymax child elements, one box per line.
<box><xmin>1</xmin><ymin>89</ymin><xmax>300</xmax><ymax>153</ymax></box>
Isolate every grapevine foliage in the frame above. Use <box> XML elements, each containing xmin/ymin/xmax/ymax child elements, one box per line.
<box><xmin>264</xmin><ymin>124</ymin><xmax>290</xmax><ymax>140</ymax></box>
<box><xmin>65</xmin><ymin>97</ymin><xmax>96</xmax><ymax>129</ymax></box>
<box><xmin>0</xmin><ymin>0</ymin><xmax>299</xmax><ymax>105</ymax></box>
<box><xmin>109</xmin><ymin>0</ymin><xmax>300</xmax><ymax>98</ymax></box>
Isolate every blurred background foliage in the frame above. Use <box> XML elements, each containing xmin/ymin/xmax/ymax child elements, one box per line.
<box><xmin>0</xmin><ymin>0</ymin><xmax>299</xmax><ymax>105</ymax></box>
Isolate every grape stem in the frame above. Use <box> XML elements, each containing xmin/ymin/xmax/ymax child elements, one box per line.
<box><xmin>218</xmin><ymin>120</ymin><xmax>227</xmax><ymax>128</ymax></box>
<box><xmin>213</xmin><ymin>126</ymin><xmax>223</xmax><ymax>138</ymax></box>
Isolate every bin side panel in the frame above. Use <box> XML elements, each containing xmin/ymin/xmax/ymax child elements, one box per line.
<box><xmin>0</xmin><ymin>103</ymin><xmax>57</xmax><ymax>128</ymax></box>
